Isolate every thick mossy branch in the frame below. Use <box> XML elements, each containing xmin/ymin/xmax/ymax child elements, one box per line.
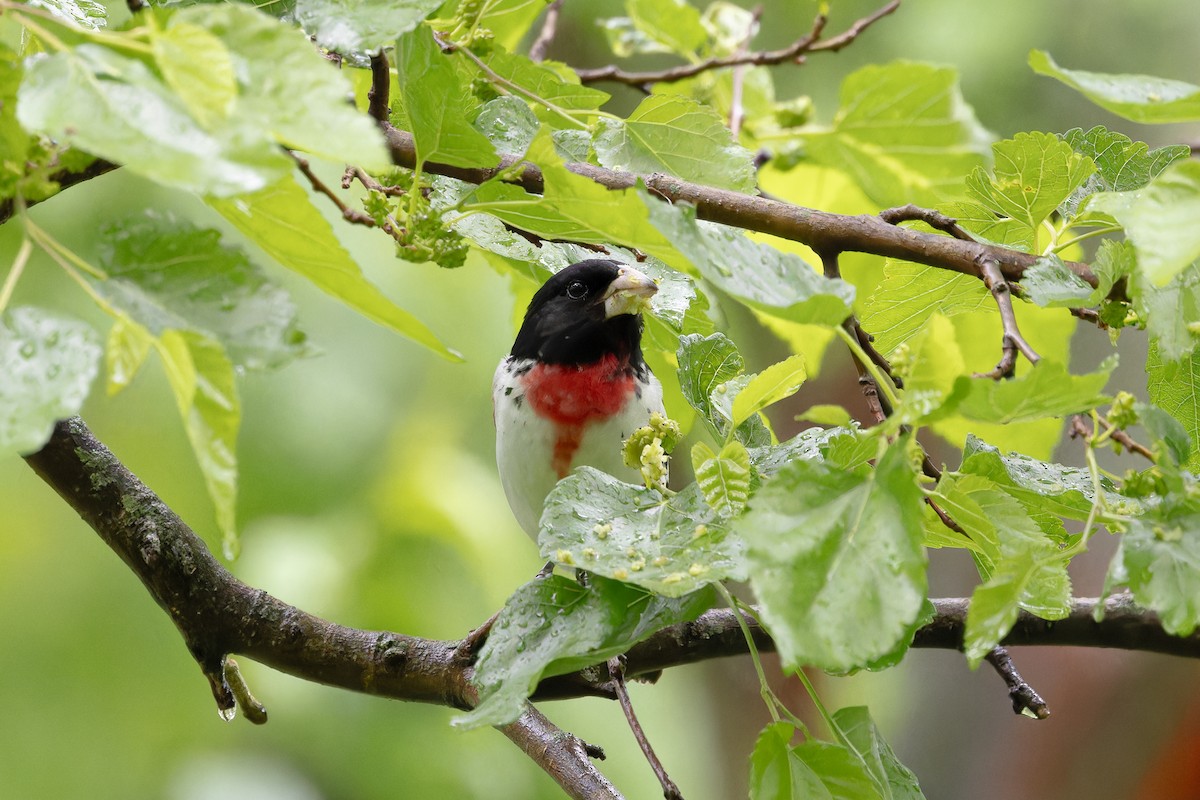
<box><xmin>24</xmin><ymin>417</ymin><xmax>1200</xmax><ymax>718</ymax></box>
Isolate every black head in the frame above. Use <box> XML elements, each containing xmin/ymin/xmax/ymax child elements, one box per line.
<box><xmin>510</xmin><ymin>259</ymin><xmax>657</xmax><ymax>366</ymax></box>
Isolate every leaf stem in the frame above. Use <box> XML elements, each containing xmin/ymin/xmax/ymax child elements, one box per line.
<box><xmin>716</xmin><ymin>584</ymin><xmax>781</xmax><ymax>724</ymax></box>
<box><xmin>835</xmin><ymin>325</ymin><xmax>900</xmax><ymax>410</ymax></box>
<box><xmin>1051</xmin><ymin>225</ymin><xmax>1123</xmax><ymax>255</ymax></box>
<box><xmin>0</xmin><ymin>234</ymin><xmax>33</xmax><ymax>315</ymax></box>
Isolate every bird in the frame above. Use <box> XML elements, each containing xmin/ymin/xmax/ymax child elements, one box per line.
<box><xmin>494</xmin><ymin>259</ymin><xmax>664</xmax><ymax>541</ymax></box>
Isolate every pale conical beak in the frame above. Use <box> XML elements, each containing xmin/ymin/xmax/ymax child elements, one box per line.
<box><xmin>603</xmin><ymin>265</ymin><xmax>658</xmax><ymax>319</ymax></box>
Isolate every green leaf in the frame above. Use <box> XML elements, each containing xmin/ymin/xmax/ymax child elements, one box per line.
<box><xmin>647</xmin><ymin>200</ymin><xmax>855</xmax><ymax>327</ymax></box>
<box><xmin>740</xmin><ymin>440</ymin><xmax>927</xmax><ymax>671</ymax></box>
<box><xmin>1131</xmin><ymin>257</ymin><xmax>1200</xmax><ymax>364</ymax></box>
<box><xmin>295</xmin><ymin>0</ymin><xmax>443</xmax><ymax>51</ymax></box>
<box><xmin>457</xmin><ymin>574</ymin><xmax>713</xmax><ymax>728</ymax></box>
<box><xmin>1108</xmin><ymin>491</ymin><xmax>1200</xmax><ymax>636</ymax></box>
<box><xmin>749</xmin><ymin>722</ymin><xmax>814</xmax><ymax>800</ymax></box>
<box><xmin>677</xmin><ymin>333</ymin><xmax>743</xmax><ymax>424</ymax></box>
<box><xmin>105</xmin><ymin>315</ymin><xmax>152</xmax><ymax>395</ymax></box>
<box><xmin>893</xmin><ymin>312</ymin><xmax>964</xmax><ymax>425</ymax></box>
<box><xmin>594</xmin><ymin>94</ymin><xmax>755</xmax><ymax>192</ymax></box>
<box><xmin>93</xmin><ymin>212</ymin><xmax>310</xmax><ymax>372</ymax></box>
<box><xmin>474</xmin><ymin>96</ymin><xmax>540</xmax><ymax>154</ymax></box>
<box><xmin>691</xmin><ymin>440</ymin><xmax>751</xmax><ymax>517</ymax></box>
<box><xmin>959</xmin><ymin>434</ymin><xmax>1112</xmax><ymax>522</ymax></box>
<box><xmin>627</xmin><ymin>0</ymin><xmax>707</xmax><ymax>56</ymax></box>
<box><xmin>150</xmin><ymin>20</ymin><xmax>237</xmax><ymax>130</ymax></box>
<box><xmin>801</xmin><ymin>61</ymin><xmax>991</xmax><ymax>207</ymax></box>
<box><xmin>467</xmin><ymin>128</ymin><xmax>681</xmax><ymax>265</ymax></box>
<box><xmin>1091</xmin><ymin>160</ymin><xmax>1200</xmax><ymax>287</ymax></box>
<box><xmin>732</xmin><ymin>354</ymin><xmax>807</xmax><ymax>428</ymax></box>
<box><xmin>395</xmin><ymin>25</ymin><xmax>497</xmax><ymax>168</ymax></box>
<box><xmin>18</xmin><ymin>43</ymin><xmax>287</xmax><ymax>197</ymax></box>
<box><xmin>965</xmin><ymin>131</ymin><xmax>1095</xmax><ymax>233</ymax></box>
<box><xmin>26</xmin><ymin>0</ymin><xmax>107</xmax><ymax>30</ymax></box>
<box><xmin>1059</xmin><ymin>126</ymin><xmax>1189</xmax><ymax>218</ymax></box>
<box><xmin>860</xmin><ymin>260</ymin><xmax>992</xmax><ymax>356</ymax></box>
<box><xmin>483</xmin><ymin>51</ymin><xmax>610</xmax><ymax>113</ymax></box>
<box><xmin>16</xmin><ymin>6</ymin><xmax>388</xmax><ymax>197</ymax></box>
<box><xmin>199</xmin><ymin>5</ymin><xmax>390</xmax><ymax>167</ymax></box>
<box><xmin>540</xmin><ymin>468</ymin><xmax>746</xmax><ymax>596</ymax></box>
<box><xmin>1135</xmin><ymin>401</ymin><xmax>1191</xmax><ymax>467</ymax></box>
<box><xmin>155</xmin><ymin>329</ymin><xmax>240</xmax><ymax>557</ymax></box>
<box><xmin>208</xmin><ymin>174</ymin><xmax>462</xmax><ymax>361</ymax></box>
<box><xmin>0</xmin><ymin>307</ymin><xmax>101</xmax><ymax>454</ymax></box>
<box><xmin>954</xmin><ymin>358</ymin><xmax>1114</xmax><ymax>424</ymax></box>
<box><xmin>1030</xmin><ymin>50</ymin><xmax>1200</xmax><ymax>124</ymax></box>
<box><xmin>792</xmin><ymin>740</ymin><xmax>885</xmax><ymax>800</ymax></box>
<box><xmin>834</xmin><ymin>707</ymin><xmax>926</xmax><ymax>800</ymax></box>
<box><xmin>1019</xmin><ymin>255</ymin><xmax>1096</xmax><ymax>308</ymax></box>
<box><xmin>1147</xmin><ymin>340</ymin><xmax>1200</xmax><ymax>472</ymax></box>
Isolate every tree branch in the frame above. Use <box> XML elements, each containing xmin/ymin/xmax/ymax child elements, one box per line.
<box><xmin>25</xmin><ymin>417</ymin><xmax>1199</xmax><ymax>775</ymax></box>
<box><xmin>380</xmin><ymin>125</ymin><xmax>1099</xmax><ymax>290</ymax></box>
<box><xmin>500</xmin><ymin>705</ymin><xmax>621</xmax><ymax>800</ymax></box>
<box><xmin>528</xmin><ymin>0</ymin><xmax>563</xmax><ymax>63</ymax></box>
<box><xmin>574</xmin><ymin>0</ymin><xmax>899</xmax><ymax>88</ymax></box>
<box><xmin>367</xmin><ymin>51</ymin><xmax>391</xmax><ymax>124</ymax></box>
<box><xmin>975</xmin><ymin>257</ymin><xmax>1042</xmax><ymax>379</ymax></box>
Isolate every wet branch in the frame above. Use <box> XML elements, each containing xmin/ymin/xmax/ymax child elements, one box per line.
<box><xmin>367</xmin><ymin>51</ymin><xmax>391</xmax><ymax>124</ymax></box>
<box><xmin>985</xmin><ymin>646</ymin><xmax>1049</xmax><ymax>719</ymax></box>
<box><xmin>608</xmin><ymin>657</ymin><xmax>682</xmax><ymax>800</ymax></box>
<box><xmin>500</xmin><ymin>705</ymin><xmax>620</xmax><ymax>800</ymax></box>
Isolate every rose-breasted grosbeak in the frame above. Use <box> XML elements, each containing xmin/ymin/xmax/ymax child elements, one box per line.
<box><xmin>494</xmin><ymin>259</ymin><xmax>663</xmax><ymax>540</ymax></box>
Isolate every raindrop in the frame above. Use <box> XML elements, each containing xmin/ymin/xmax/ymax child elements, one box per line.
<box><xmin>218</xmin><ymin>703</ymin><xmax>237</xmax><ymax>723</ymax></box>
<box><xmin>19</xmin><ymin>342</ymin><xmax>36</xmax><ymax>358</ymax></box>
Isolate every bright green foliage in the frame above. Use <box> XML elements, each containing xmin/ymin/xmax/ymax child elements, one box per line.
<box><xmin>749</xmin><ymin>719</ymin><xmax>911</xmax><ymax>800</ymax></box>
<box><xmin>966</xmin><ymin>131</ymin><xmax>1095</xmax><ymax>236</ymax></box>
<box><xmin>800</xmin><ymin>62</ymin><xmax>991</xmax><ymax>207</ymax></box>
<box><xmin>296</xmin><ymin>0</ymin><xmax>444</xmax><ymax>52</ymax></box>
<box><xmin>458</xmin><ymin>573</ymin><xmax>713</xmax><ymax>728</ymax></box>
<box><xmin>395</xmin><ymin>25</ymin><xmax>497</xmax><ymax>168</ymax></box>
<box><xmin>0</xmin><ymin>307</ymin><xmax>100</xmax><ymax>453</ymax></box>
<box><xmin>594</xmin><ymin>93</ymin><xmax>756</xmax><ymax>192</ymax></box>
<box><xmin>156</xmin><ymin>329</ymin><xmax>241</xmax><ymax>557</ymax></box>
<box><xmin>208</xmin><ymin>175</ymin><xmax>462</xmax><ymax>361</ymax></box>
<box><xmin>953</xmin><ymin>358</ymin><xmax>1115</xmax><ymax>424</ymax></box>
<box><xmin>1147</xmin><ymin>341</ymin><xmax>1200</xmax><ymax>471</ymax></box>
<box><xmin>740</xmin><ymin>440</ymin><xmax>927</xmax><ymax>672</ymax></box>
<box><xmin>1031</xmin><ymin>50</ymin><xmax>1200</xmax><ymax>124</ymax></box>
<box><xmin>691</xmin><ymin>439</ymin><xmax>751</xmax><ymax>517</ymax></box>
<box><xmin>16</xmin><ymin>5</ymin><xmax>389</xmax><ymax>197</ymax></box>
<box><xmin>1091</xmin><ymin>160</ymin><xmax>1200</xmax><ymax>287</ymax></box>
<box><xmin>731</xmin><ymin>354</ymin><xmax>807</xmax><ymax>428</ymax></box>
<box><xmin>540</xmin><ymin>468</ymin><xmax>747</xmax><ymax>596</ymax></box>
<box><xmin>8</xmin><ymin>4</ymin><xmax>1200</xmax><ymax>796</ymax></box>
<box><xmin>94</xmin><ymin>212</ymin><xmax>310</xmax><ymax>372</ymax></box>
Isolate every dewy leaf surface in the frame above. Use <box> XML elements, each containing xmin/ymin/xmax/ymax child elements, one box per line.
<box><xmin>295</xmin><ymin>0</ymin><xmax>443</xmax><ymax>52</ymax></box>
<box><xmin>740</xmin><ymin>441</ymin><xmax>927</xmax><ymax>671</ymax></box>
<box><xmin>458</xmin><ymin>574</ymin><xmax>712</xmax><ymax>728</ymax></box>
<box><xmin>0</xmin><ymin>307</ymin><xmax>100</xmax><ymax>454</ymax></box>
<box><xmin>540</xmin><ymin>468</ymin><xmax>747</xmax><ymax>596</ymax></box>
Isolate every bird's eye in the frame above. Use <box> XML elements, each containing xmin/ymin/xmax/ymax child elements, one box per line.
<box><xmin>566</xmin><ymin>281</ymin><xmax>588</xmax><ymax>300</ymax></box>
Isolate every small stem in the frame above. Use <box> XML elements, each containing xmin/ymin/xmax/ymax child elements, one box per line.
<box><xmin>984</xmin><ymin>646</ymin><xmax>1050</xmax><ymax>719</ymax></box>
<box><xmin>836</xmin><ymin>326</ymin><xmax>900</xmax><ymax>410</ymax></box>
<box><xmin>607</xmin><ymin>656</ymin><xmax>683</xmax><ymax>800</ymax></box>
<box><xmin>0</xmin><ymin>234</ymin><xmax>33</xmax><ymax>315</ymax></box>
<box><xmin>528</xmin><ymin>0</ymin><xmax>562</xmax><ymax>63</ymax></box>
<box><xmin>717</xmin><ymin>584</ymin><xmax>779</xmax><ymax>723</ymax></box>
<box><xmin>1051</xmin><ymin>225</ymin><xmax>1123</xmax><ymax>254</ymax></box>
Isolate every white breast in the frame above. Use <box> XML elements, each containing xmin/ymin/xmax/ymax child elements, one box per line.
<box><xmin>493</xmin><ymin>357</ymin><xmax>664</xmax><ymax>540</ymax></box>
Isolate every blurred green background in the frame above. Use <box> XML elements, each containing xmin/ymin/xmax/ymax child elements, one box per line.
<box><xmin>3</xmin><ymin>1</ymin><xmax>1200</xmax><ymax>798</ymax></box>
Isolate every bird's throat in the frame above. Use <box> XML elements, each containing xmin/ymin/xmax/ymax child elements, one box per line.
<box><xmin>522</xmin><ymin>354</ymin><xmax>637</xmax><ymax>478</ymax></box>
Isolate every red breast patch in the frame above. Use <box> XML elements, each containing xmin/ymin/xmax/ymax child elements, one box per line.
<box><xmin>523</xmin><ymin>354</ymin><xmax>636</xmax><ymax>477</ymax></box>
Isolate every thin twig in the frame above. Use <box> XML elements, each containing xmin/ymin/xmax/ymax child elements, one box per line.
<box><xmin>727</xmin><ymin>5</ymin><xmax>763</xmax><ymax>139</ymax></box>
<box><xmin>820</xmin><ymin>252</ymin><xmax>894</xmax><ymax>423</ymax></box>
<box><xmin>1069</xmin><ymin>306</ymin><xmax>1110</xmax><ymax>330</ymax></box>
<box><xmin>575</xmin><ymin>0</ymin><xmax>899</xmax><ymax>87</ymax></box>
<box><xmin>607</xmin><ymin>657</ymin><xmax>683</xmax><ymax>800</ymax></box>
<box><xmin>975</xmin><ymin>258</ymin><xmax>1041</xmax><ymax>379</ymax></box>
<box><xmin>984</xmin><ymin>646</ymin><xmax>1050</xmax><ymax>719</ymax></box>
<box><xmin>880</xmin><ymin>203</ymin><xmax>976</xmax><ymax>242</ymax></box>
<box><xmin>1072</xmin><ymin>414</ymin><xmax>1155</xmax><ymax>462</ymax></box>
<box><xmin>367</xmin><ymin>51</ymin><xmax>391</xmax><ymax>124</ymax></box>
<box><xmin>290</xmin><ymin>153</ymin><xmax>378</xmax><ymax>227</ymax></box>
<box><xmin>528</xmin><ymin>0</ymin><xmax>562</xmax><ymax>63</ymax></box>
